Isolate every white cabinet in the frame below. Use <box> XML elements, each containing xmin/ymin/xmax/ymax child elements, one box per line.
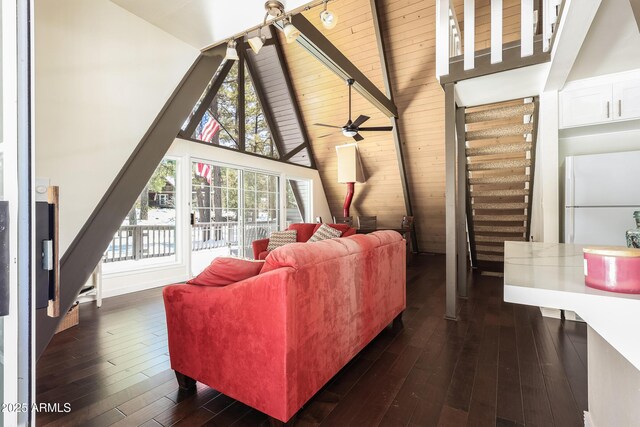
<box><xmin>613</xmin><ymin>79</ymin><xmax>640</xmax><ymax>121</ymax></box>
<box><xmin>560</xmin><ymin>84</ymin><xmax>612</xmax><ymax>128</ymax></box>
<box><xmin>560</xmin><ymin>72</ymin><xmax>640</xmax><ymax>129</ymax></box>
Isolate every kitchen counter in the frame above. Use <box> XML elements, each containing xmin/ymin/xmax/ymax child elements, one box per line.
<box><xmin>504</xmin><ymin>242</ymin><xmax>640</xmax><ymax>426</ymax></box>
<box><xmin>504</xmin><ymin>241</ymin><xmax>640</xmax><ymax>370</ymax></box>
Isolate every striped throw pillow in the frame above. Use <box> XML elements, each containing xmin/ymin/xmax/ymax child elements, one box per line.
<box><xmin>308</xmin><ymin>223</ymin><xmax>342</xmax><ymax>243</ymax></box>
<box><xmin>267</xmin><ymin>230</ymin><xmax>297</xmax><ymax>251</ymax></box>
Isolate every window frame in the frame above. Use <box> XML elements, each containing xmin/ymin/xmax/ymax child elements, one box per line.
<box><xmin>180</xmin><ymin>44</ymin><xmax>284</xmax><ymax>162</ymax></box>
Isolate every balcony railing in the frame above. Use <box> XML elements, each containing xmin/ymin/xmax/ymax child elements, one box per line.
<box><xmin>103</xmin><ymin>225</ymin><xmax>176</xmax><ymax>263</ymax></box>
<box><xmin>103</xmin><ymin>221</ymin><xmax>279</xmax><ymax>263</ymax></box>
<box><xmin>436</xmin><ymin>0</ymin><xmax>562</xmax><ymax>80</ymax></box>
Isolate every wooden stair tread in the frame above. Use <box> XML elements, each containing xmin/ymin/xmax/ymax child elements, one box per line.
<box><xmin>470</xmin><ymin>189</ymin><xmax>529</xmax><ymax>197</ymax></box>
<box><xmin>466</xmin><ymin>123</ymin><xmax>533</xmax><ymax>141</ymax></box>
<box><xmin>477</xmin><ymin>254</ymin><xmax>504</xmax><ymax>262</ymax></box>
<box><xmin>475</xmin><ymin>226</ymin><xmax>526</xmax><ymax>233</ymax></box>
<box><xmin>476</xmin><ymin>245</ymin><xmax>505</xmax><ymax>253</ymax></box>
<box><xmin>473</xmin><ymin>202</ymin><xmax>528</xmax><ymax>209</ymax></box>
<box><xmin>468</xmin><ymin>175</ymin><xmax>529</xmax><ymax>185</ymax></box>
<box><xmin>476</xmin><ymin>235</ymin><xmax>526</xmax><ymax>243</ymax></box>
<box><xmin>465</xmin><ymin>102</ymin><xmax>535</xmax><ymax>123</ymax></box>
<box><xmin>467</xmin><ymin>158</ymin><xmax>531</xmax><ymax>171</ymax></box>
<box><xmin>474</xmin><ymin>215</ymin><xmax>528</xmax><ymax>222</ymax></box>
<box><xmin>466</xmin><ymin>142</ymin><xmax>533</xmax><ymax>156</ymax></box>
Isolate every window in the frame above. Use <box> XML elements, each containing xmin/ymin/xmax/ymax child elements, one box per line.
<box><xmin>190</xmin><ymin>161</ymin><xmax>279</xmax><ymax>273</ymax></box>
<box><xmin>103</xmin><ymin>159</ymin><xmax>177</xmax><ymax>265</ymax></box>
<box><xmin>243</xmin><ymin>171</ymin><xmax>279</xmax><ymax>258</ymax></box>
<box><xmin>244</xmin><ymin>66</ymin><xmax>278</xmax><ymax>158</ymax></box>
<box><xmin>286</xmin><ymin>179</ymin><xmax>311</xmax><ymax>226</ymax></box>
<box><xmin>187</xmin><ymin>55</ymin><xmax>279</xmax><ymax>159</ymax></box>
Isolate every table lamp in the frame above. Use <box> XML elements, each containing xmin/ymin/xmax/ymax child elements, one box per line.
<box><xmin>335</xmin><ymin>143</ymin><xmax>365</xmax><ymax>217</ymax></box>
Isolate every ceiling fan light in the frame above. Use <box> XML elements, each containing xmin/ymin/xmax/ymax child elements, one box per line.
<box><xmin>283</xmin><ymin>21</ymin><xmax>300</xmax><ymax>43</ymax></box>
<box><xmin>248</xmin><ymin>35</ymin><xmax>266</xmax><ymax>54</ymax></box>
<box><xmin>224</xmin><ymin>40</ymin><xmax>239</xmax><ymax>61</ymax></box>
<box><xmin>342</xmin><ymin>129</ymin><xmax>357</xmax><ymax>137</ymax></box>
<box><xmin>320</xmin><ymin>10</ymin><xmax>338</xmax><ymax>29</ymax></box>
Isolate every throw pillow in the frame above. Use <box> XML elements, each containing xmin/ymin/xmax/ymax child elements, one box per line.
<box><xmin>267</xmin><ymin>230</ymin><xmax>297</xmax><ymax>251</ymax></box>
<box><xmin>187</xmin><ymin>257</ymin><xmax>264</xmax><ymax>287</ymax></box>
<box><xmin>308</xmin><ymin>223</ymin><xmax>342</xmax><ymax>242</ymax></box>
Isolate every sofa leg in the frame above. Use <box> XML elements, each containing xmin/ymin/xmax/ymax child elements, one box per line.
<box><xmin>268</xmin><ymin>414</ymin><xmax>297</xmax><ymax>426</ymax></box>
<box><xmin>392</xmin><ymin>312</ymin><xmax>404</xmax><ymax>333</ymax></box>
<box><xmin>175</xmin><ymin>371</ymin><xmax>196</xmax><ymax>390</ymax></box>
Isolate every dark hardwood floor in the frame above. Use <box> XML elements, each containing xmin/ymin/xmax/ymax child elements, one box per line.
<box><xmin>37</xmin><ymin>255</ymin><xmax>587</xmax><ymax>426</ymax></box>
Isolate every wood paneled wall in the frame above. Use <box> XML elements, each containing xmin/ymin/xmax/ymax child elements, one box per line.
<box><xmin>279</xmin><ymin>0</ymin><xmax>406</xmax><ymax>230</ymax></box>
<box><xmin>279</xmin><ymin>0</ymin><xmax>523</xmax><ymax>253</ymax></box>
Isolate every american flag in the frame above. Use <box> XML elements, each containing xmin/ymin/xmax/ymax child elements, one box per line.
<box><xmin>196</xmin><ymin>162</ymin><xmax>212</xmax><ymax>184</ymax></box>
<box><xmin>195</xmin><ymin>114</ymin><xmax>221</xmax><ymax>143</ymax></box>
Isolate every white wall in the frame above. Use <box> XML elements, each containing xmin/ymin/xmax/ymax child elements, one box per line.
<box><xmin>567</xmin><ymin>0</ymin><xmax>640</xmax><ymax>82</ymax></box>
<box><xmin>96</xmin><ymin>138</ymin><xmax>331</xmax><ymax>298</ymax></box>
<box><xmin>35</xmin><ymin>0</ymin><xmax>199</xmax><ymax>256</ymax></box>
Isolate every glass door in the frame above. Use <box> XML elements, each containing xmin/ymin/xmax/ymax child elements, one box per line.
<box><xmin>242</xmin><ymin>171</ymin><xmax>280</xmax><ymax>259</ymax></box>
<box><xmin>191</xmin><ymin>162</ymin><xmax>241</xmax><ymax>276</ymax></box>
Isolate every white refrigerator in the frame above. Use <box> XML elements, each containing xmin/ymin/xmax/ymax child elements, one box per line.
<box><xmin>565</xmin><ymin>151</ymin><xmax>640</xmax><ymax>246</ymax></box>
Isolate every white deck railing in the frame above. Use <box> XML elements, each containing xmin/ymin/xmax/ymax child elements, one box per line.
<box><xmin>436</xmin><ymin>0</ymin><xmax>562</xmax><ymax>79</ymax></box>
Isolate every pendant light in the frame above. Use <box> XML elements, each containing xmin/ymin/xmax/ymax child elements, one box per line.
<box><xmin>224</xmin><ymin>40</ymin><xmax>239</xmax><ymax>61</ymax></box>
<box><xmin>319</xmin><ymin>0</ymin><xmax>338</xmax><ymax>30</ymax></box>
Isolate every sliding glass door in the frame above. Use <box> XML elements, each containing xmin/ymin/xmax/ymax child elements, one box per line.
<box><xmin>242</xmin><ymin>171</ymin><xmax>279</xmax><ymax>259</ymax></box>
<box><xmin>190</xmin><ymin>161</ymin><xmax>280</xmax><ymax>274</ymax></box>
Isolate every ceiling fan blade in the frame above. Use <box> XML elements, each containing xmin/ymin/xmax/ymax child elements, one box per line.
<box><xmin>357</xmin><ymin>126</ymin><xmax>394</xmax><ymax>132</ymax></box>
<box><xmin>317</xmin><ymin>132</ymin><xmax>335</xmax><ymax>138</ymax></box>
<box><xmin>351</xmin><ymin>115</ymin><xmax>370</xmax><ymax>128</ymax></box>
<box><xmin>314</xmin><ymin>123</ymin><xmax>342</xmax><ymax>129</ymax></box>
<box><xmin>353</xmin><ymin>133</ymin><xmax>365</xmax><ymax>142</ymax></box>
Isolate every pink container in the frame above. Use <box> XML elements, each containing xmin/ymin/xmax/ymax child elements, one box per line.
<box><xmin>584</xmin><ymin>246</ymin><xmax>640</xmax><ymax>294</ymax></box>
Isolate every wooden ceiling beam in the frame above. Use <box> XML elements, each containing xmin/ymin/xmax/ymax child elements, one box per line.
<box><xmin>276</xmin><ymin>14</ymin><xmax>398</xmax><ymax>118</ymax></box>
<box><xmin>370</xmin><ymin>0</ymin><xmax>418</xmax><ymax>252</ymax></box>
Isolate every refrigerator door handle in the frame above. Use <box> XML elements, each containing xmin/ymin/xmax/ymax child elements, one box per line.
<box><xmin>565</xmin><ymin>157</ymin><xmax>575</xmax><ymax>208</ymax></box>
<box><xmin>567</xmin><ymin>207</ymin><xmax>575</xmax><ymax>243</ymax></box>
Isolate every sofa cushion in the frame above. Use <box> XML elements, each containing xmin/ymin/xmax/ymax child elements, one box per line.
<box><xmin>308</xmin><ymin>223</ymin><xmax>342</xmax><ymax>243</ymax></box>
<box><xmin>313</xmin><ymin>223</ymin><xmax>353</xmax><ymax>237</ymax></box>
<box><xmin>187</xmin><ymin>257</ymin><xmax>265</xmax><ymax>287</ymax></box>
<box><xmin>287</xmin><ymin>223</ymin><xmax>318</xmax><ymax>242</ymax></box>
<box><xmin>267</xmin><ymin>230</ymin><xmax>297</xmax><ymax>251</ymax></box>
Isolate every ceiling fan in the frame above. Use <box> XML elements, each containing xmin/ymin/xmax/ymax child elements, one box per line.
<box><xmin>314</xmin><ymin>79</ymin><xmax>393</xmax><ymax>142</ymax></box>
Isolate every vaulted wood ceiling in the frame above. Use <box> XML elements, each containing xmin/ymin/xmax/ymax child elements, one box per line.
<box><xmin>278</xmin><ymin>0</ymin><xmax>524</xmax><ymax>253</ymax></box>
<box><xmin>279</xmin><ymin>0</ymin><xmax>442</xmax><ymax>252</ymax></box>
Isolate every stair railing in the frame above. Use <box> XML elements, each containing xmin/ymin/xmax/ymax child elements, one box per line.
<box><xmin>436</xmin><ymin>0</ymin><xmax>562</xmax><ymax>80</ymax></box>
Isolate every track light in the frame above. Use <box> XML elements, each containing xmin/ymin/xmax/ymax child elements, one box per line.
<box><xmin>248</xmin><ymin>33</ymin><xmax>266</xmax><ymax>54</ymax></box>
<box><xmin>224</xmin><ymin>40</ymin><xmax>239</xmax><ymax>61</ymax></box>
<box><xmin>320</xmin><ymin>1</ymin><xmax>338</xmax><ymax>29</ymax></box>
<box><xmin>283</xmin><ymin>16</ymin><xmax>300</xmax><ymax>44</ymax></box>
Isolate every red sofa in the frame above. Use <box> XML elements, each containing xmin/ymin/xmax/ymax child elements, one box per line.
<box><xmin>163</xmin><ymin>231</ymin><xmax>406</xmax><ymax>423</ymax></box>
<box><xmin>251</xmin><ymin>222</ymin><xmax>356</xmax><ymax>260</ymax></box>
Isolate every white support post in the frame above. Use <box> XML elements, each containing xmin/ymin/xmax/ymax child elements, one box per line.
<box><xmin>444</xmin><ymin>83</ymin><xmax>458</xmax><ymax>320</ymax></box>
<box><xmin>464</xmin><ymin>0</ymin><xmax>475</xmax><ymax>70</ymax></box>
<box><xmin>521</xmin><ymin>0</ymin><xmax>534</xmax><ymax>57</ymax></box>
<box><xmin>491</xmin><ymin>0</ymin><xmax>503</xmax><ymax>64</ymax></box>
<box><xmin>436</xmin><ymin>0</ymin><xmax>451</xmax><ymax>78</ymax></box>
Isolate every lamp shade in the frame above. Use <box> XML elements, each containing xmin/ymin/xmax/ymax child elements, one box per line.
<box><xmin>283</xmin><ymin>21</ymin><xmax>300</xmax><ymax>43</ymax></box>
<box><xmin>224</xmin><ymin>41</ymin><xmax>239</xmax><ymax>61</ymax></box>
<box><xmin>336</xmin><ymin>143</ymin><xmax>365</xmax><ymax>183</ymax></box>
<box><xmin>248</xmin><ymin>36</ymin><xmax>265</xmax><ymax>54</ymax></box>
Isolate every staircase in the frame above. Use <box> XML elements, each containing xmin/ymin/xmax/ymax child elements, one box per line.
<box><xmin>464</xmin><ymin>98</ymin><xmax>538</xmax><ymax>272</ymax></box>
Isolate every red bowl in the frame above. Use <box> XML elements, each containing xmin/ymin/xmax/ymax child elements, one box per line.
<box><xmin>584</xmin><ymin>246</ymin><xmax>640</xmax><ymax>294</ymax></box>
